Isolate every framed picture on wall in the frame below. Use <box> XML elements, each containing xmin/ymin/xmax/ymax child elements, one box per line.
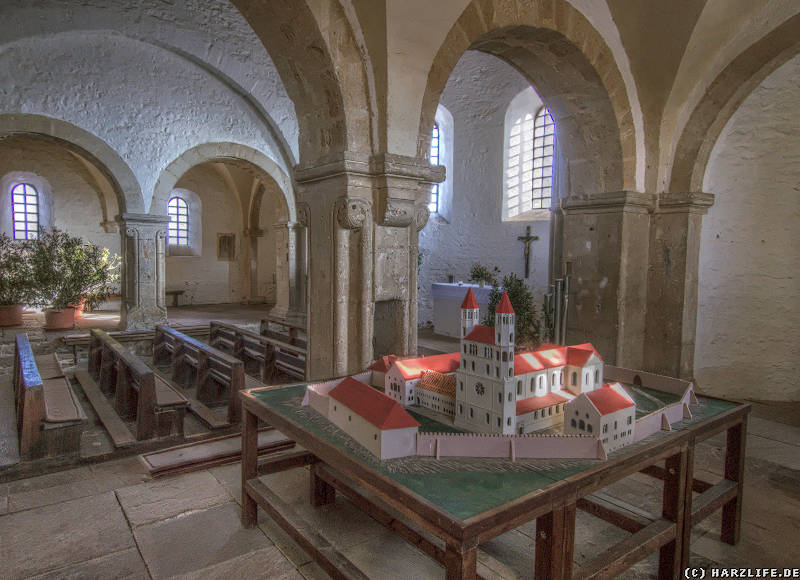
<box><xmin>217</xmin><ymin>233</ymin><xmax>236</xmax><ymax>261</ymax></box>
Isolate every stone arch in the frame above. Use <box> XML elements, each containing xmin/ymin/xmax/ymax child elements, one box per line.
<box><xmin>151</xmin><ymin>143</ymin><xmax>295</xmax><ymax>222</ymax></box>
<box><xmin>669</xmin><ymin>13</ymin><xmax>800</xmax><ymax>192</ymax></box>
<box><xmin>230</xmin><ymin>0</ymin><xmax>374</xmax><ymax>161</ymax></box>
<box><xmin>418</xmin><ymin>0</ymin><xmax>637</xmax><ymax>195</ymax></box>
<box><xmin>0</xmin><ymin>114</ymin><xmax>143</xmax><ymax>213</ymax></box>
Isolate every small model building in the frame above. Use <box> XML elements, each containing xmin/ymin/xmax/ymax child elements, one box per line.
<box><xmin>563</xmin><ymin>382</ymin><xmax>635</xmax><ymax>452</ymax></box>
<box><xmin>310</xmin><ymin>376</ymin><xmax>420</xmax><ymax>460</ymax></box>
<box><xmin>367</xmin><ymin>354</ymin><xmax>398</xmax><ymax>387</ymax></box>
<box><xmin>384</xmin><ymin>352</ymin><xmax>460</xmax><ymax>406</ymax></box>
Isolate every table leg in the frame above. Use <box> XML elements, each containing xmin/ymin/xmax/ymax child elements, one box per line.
<box><xmin>241</xmin><ymin>408</ymin><xmax>258</xmax><ymax>527</ymax></box>
<box><xmin>722</xmin><ymin>420</ymin><xmax>747</xmax><ymax>544</ymax></box>
<box><xmin>310</xmin><ymin>463</ymin><xmax>336</xmax><ymax>507</ymax></box>
<box><xmin>658</xmin><ymin>449</ymin><xmax>688</xmax><ymax>580</ymax></box>
<box><xmin>680</xmin><ymin>441</ymin><xmax>696</xmax><ymax>570</ymax></box>
<box><xmin>535</xmin><ymin>502</ymin><xmax>576</xmax><ymax>580</ymax></box>
<box><xmin>444</xmin><ymin>543</ymin><xmax>477</xmax><ymax>580</ymax></box>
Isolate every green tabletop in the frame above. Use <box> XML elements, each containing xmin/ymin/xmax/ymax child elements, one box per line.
<box><xmin>250</xmin><ymin>385</ymin><xmax>737</xmax><ymax>520</ymax></box>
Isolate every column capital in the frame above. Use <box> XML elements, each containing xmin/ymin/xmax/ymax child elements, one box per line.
<box><xmin>334</xmin><ymin>197</ymin><xmax>372</xmax><ymax>230</ymax></box>
<box><xmin>116</xmin><ymin>212</ymin><xmax>170</xmax><ymax>226</ymax></box>
<box><xmin>656</xmin><ymin>192</ymin><xmax>715</xmax><ymax>215</ymax></box>
<box><xmin>561</xmin><ymin>191</ymin><xmax>657</xmax><ymax>214</ymax></box>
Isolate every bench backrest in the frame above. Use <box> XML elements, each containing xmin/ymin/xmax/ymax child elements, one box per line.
<box><xmin>14</xmin><ymin>333</ymin><xmax>45</xmax><ymax>453</ymax></box>
<box><xmin>157</xmin><ymin>324</ymin><xmax>242</xmax><ymax>375</ymax></box>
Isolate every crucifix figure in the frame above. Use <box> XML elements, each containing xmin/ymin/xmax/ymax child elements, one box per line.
<box><xmin>517</xmin><ymin>225</ymin><xmax>539</xmax><ymax>278</ymax></box>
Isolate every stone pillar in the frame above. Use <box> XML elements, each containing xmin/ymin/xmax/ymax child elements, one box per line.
<box><xmin>116</xmin><ymin>213</ymin><xmax>169</xmax><ymax>330</ymax></box>
<box><xmin>269</xmin><ymin>221</ymin><xmax>305</xmax><ymax>322</ymax></box>
<box><xmin>644</xmin><ymin>192</ymin><xmax>715</xmax><ymax>379</ymax></box>
<box><xmin>560</xmin><ymin>192</ymin><xmax>656</xmax><ymax>368</ymax></box>
<box><xmin>240</xmin><ymin>228</ymin><xmax>264</xmax><ymax>303</ymax></box>
<box><xmin>294</xmin><ymin>153</ymin><xmax>442</xmax><ymax>380</ymax></box>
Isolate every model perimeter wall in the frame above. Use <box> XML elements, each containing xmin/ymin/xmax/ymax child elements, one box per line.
<box><xmin>416</xmin><ymin>432</ymin><xmax>602</xmax><ymax>460</ymax></box>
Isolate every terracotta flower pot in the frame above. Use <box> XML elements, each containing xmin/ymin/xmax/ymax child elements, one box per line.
<box><xmin>44</xmin><ymin>307</ymin><xmax>76</xmax><ymax>330</ymax></box>
<box><xmin>0</xmin><ymin>304</ymin><xmax>23</xmax><ymax>327</ymax></box>
<box><xmin>70</xmin><ymin>299</ymin><xmax>87</xmax><ymax>319</ymax></box>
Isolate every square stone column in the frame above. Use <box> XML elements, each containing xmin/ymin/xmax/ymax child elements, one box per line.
<box><xmin>561</xmin><ymin>192</ymin><xmax>656</xmax><ymax>368</ymax></box>
<box><xmin>294</xmin><ymin>152</ymin><xmax>441</xmax><ymax>380</ymax></box>
<box><xmin>269</xmin><ymin>221</ymin><xmax>305</xmax><ymax>323</ymax></box>
<box><xmin>116</xmin><ymin>213</ymin><xmax>169</xmax><ymax>330</ymax></box>
<box><xmin>645</xmin><ymin>192</ymin><xmax>715</xmax><ymax>379</ymax></box>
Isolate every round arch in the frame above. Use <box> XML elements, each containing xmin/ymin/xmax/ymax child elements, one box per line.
<box><xmin>418</xmin><ymin>0</ymin><xmax>637</xmax><ymax>195</ymax></box>
<box><xmin>668</xmin><ymin>13</ymin><xmax>800</xmax><ymax>192</ymax></box>
<box><xmin>230</xmin><ymin>0</ymin><xmax>374</xmax><ymax>161</ymax></box>
<box><xmin>151</xmin><ymin>143</ymin><xmax>295</xmax><ymax>222</ymax></box>
<box><xmin>0</xmin><ymin>113</ymin><xmax>144</xmax><ymax>213</ymax></box>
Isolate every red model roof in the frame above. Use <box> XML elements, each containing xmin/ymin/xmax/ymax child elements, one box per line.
<box><xmin>566</xmin><ymin>343</ymin><xmax>602</xmax><ymax>366</ymax></box>
<box><xmin>368</xmin><ymin>354</ymin><xmax>398</xmax><ymax>373</ymax></box>
<box><xmin>515</xmin><ymin>392</ymin><xmax>568</xmax><ymax>416</ymax></box>
<box><xmin>585</xmin><ymin>386</ymin><xmax>634</xmax><ymax>415</ymax></box>
<box><xmin>464</xmin><ymin>324</ymin><xmax>495</xmax><ymax>345</ymax></box>
<box><xmin>393</xmin><ymin>352</ymin><xmax>460</xmax><ymax>380</ymax></box>
<box><xmin>461</xmin><ymin>288</ymin><xmax>478</xmax><ymax>309</ymax></box>
<box><xmin>496</xmin><ymin>290</ymin><xmax>514</xmax><ymax>314</ymax></box>
<box><xmin>329</xmin><ymin>377</ymin><xmax>420</xmax><ymax>430</ymax></box>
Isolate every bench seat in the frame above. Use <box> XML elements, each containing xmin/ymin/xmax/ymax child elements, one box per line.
<box><xmin>42</xmin><ymin>377</ymin><xmax>87</xmax><ymax>423</ymax></box>
<box><xmin>154</xmin><ymin>375</ymin><xmax>190</xmax><ymax>409</ymax></box>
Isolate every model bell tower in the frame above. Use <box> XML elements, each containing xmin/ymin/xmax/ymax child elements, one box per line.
<box><xmin>460</xmin><ymin>288</ymin><xmax>479</xmax><ymax>339</ymax></box>
<box><xmin>495</xmin><ymin>290</ymin><xmax>515</xmax><ymax>378</ymax></box>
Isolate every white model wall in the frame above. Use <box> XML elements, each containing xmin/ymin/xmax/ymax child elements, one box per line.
<box><xmin>168</xmin><ymin>166</ymin><xmax>241</xmax><ymax>305</ymax></box>
<box><xmin>418</xmin><ymin>51</ymin><xmax>552</xmax><ymax>326</ymax></box>
<box><xmin>0</xmin><ymin>0</ymin><xmax>296</xmax><ymax>212</ymax></box>
<box><xmin>0</xmin><ymin>138</ymin><xmax>119</xmax><ymax>255</ymax></box>
<box><xmin>697</xmin><ymin>53</ymin><xmax>800</xmax><ymax>401</ymax></box>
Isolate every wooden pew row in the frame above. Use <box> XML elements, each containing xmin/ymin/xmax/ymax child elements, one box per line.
<box><xmin>153</xmin><ymin>325</ymin><xmax>246</xmax><ymax>423</ymax></box>
<box><xmin>211</xmin><ymin>321</ymin><xmax>307</xmax><ymax>382</ymax></box>
<box><xmin>88</xmin><ymin>329</ymin><xmax>188</xmax><ymax>440</ymax></box>
<box><xmin>258</xmin><ymin>318</ymin><xmax>308</xmax><ymax>380</ymax></box>
<box><xmin>13</xmin><ymin>333</ymin><xmax>86</xmax><ymax>459</ymax></box>
<box><xmin>63</xmin><ymin>325</ymin><xmax>209</xmax><ymax>363</ymax></box>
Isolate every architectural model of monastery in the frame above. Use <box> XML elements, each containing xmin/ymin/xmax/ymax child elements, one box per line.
<box><xmin>303</xmin><ymin>289</ymin><xmax>693</xmax><ymax>460</ymax></box>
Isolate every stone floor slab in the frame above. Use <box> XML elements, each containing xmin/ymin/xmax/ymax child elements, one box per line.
<box><xmin>7</xmin><ymin>465</ymin><xmax>92</xmax><ymax>494</ymax></box>
<box><xmin>0</xmin><ymin>491</ymin><xmax>135</xmax><ymax>580</ymax></box>
<box><xmin>116</xmin><ymin>470</ymin><xmax>231</xmax><ymax>528</ymax></box>
<box><xmin>168</xmin><ymin>544</ymin><xmax>296</xmax><ymax>580</ymax></box>
<box><xmin>28</xmin><ymin>547</ymin><xmax>149</xmax><ymax>580</ymax></box>
<box><xmin>7</xmin><ymin>477</ymin><xmax>101</xmax><ymax>513</ymax></box>
<box><xmin>134</xmin><ymin>501</ymin><xmax>270</xmax><ymax>579</ymax></box>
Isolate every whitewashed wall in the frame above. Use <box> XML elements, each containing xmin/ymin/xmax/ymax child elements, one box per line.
<box><xmin>697</xmin><ymin>54</ymin><xmax>800</xmax><ymax>401</ymax></box>
<box><xmin>418</xmin><ymin>51</ymin><xmax>552</xmax><ymax>326</ymax></box>
<box><xmin>168</xmin><ymin>166</ymin><xmax>241</xmax><ymax>305</ymax></box>
<box><xmin>0</xmin><ymin>138</ymin><xmax>120</xmax><ymax>255</ymax></box>
<box><xmin>0</xmin><ymin>0</ymin><xmax>296</xmax><ymax>212</ymax></box>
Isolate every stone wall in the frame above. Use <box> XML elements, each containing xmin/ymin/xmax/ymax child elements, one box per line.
<box><xmin>418</xmin><ymin>51</ymin><xmax>552</xmax><ymax>326</ymax></box>
<box><xmin>697</xmin><ymin>54</ymin><xmax>800</xmax><ymax>401</ymax></box>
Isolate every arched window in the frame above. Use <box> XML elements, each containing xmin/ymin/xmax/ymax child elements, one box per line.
<box><xmin>11</xmin><ymin>183</ymin><xmax>39</xmax><ymax>239</ymax></box>
<box><xmin>503</xmin><ymin>86</ymin><xmax>556</xmax><ymax>221</ymax></box>
<box><xmin>167</xmin><ymin>196</ymin><xmax>189</xmax><ymax>246</ymax></box>
<box><xmin>429</xmin><ymin>122</ymin><xmax>440</xmax><ymax>213</ymax></box>
<box><xmin>572</xmin><ymin>372</ymin><xmax>577</xmax><ymax>386</ymax></box>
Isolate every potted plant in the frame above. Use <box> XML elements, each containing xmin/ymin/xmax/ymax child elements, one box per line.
<box><xmin>28</xmin><ymin>228</ymin><xmax>121</xmax><ymax>330</ymax></box>
<box><xmin>0</xmin><ymin>233</ymin><xmax>32</xmax><ymax>326</ymax></box>
<box><xmin>469</xmin><ymin>263</ymin><xmax>500</xmax><ymax>288</ymax></box>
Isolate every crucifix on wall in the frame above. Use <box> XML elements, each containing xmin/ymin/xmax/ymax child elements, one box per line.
<box><xmin>517</xmin><ymin>226</ymin><xmax>539</xmax><ymax>278</ymax></box>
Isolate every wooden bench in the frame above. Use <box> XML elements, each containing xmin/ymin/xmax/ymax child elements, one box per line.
<box><xmin>13</xmin><ymin>334</ymin><xmax>86</xmax><ymax>459</ymax></box>
<box><xmin>166</xmin><ymin>289</ymin><xmax>185</xmax><ymax>307</ymax></box>
<box><xmin>88</xmin><ymin>329</ymin><xmax>188</xmax><ymax>440</ymax></box>
<box><xmin>211</xmin><ymin>321</ymin><xmax>307</xmax><ymax>383</ymax></box>
<box><xmin>153</xmin><ymin>325</ymin><xmax>246</xmax><ymax>423</ymax></box>
<box><xmin>64</xmin><ymin>325</ymin><xmax>209</xmax><ymax>364</ymax></box>
<box><xmin>258</xmin><ymin>318</ymin><xmax>308</xmax><ymax>380</ymax></box>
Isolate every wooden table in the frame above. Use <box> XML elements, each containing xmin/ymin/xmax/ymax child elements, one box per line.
<box><xmin>240</xmin><ymin>383</ymin><xmax>748</xmax><ymax>579</ymax></box>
